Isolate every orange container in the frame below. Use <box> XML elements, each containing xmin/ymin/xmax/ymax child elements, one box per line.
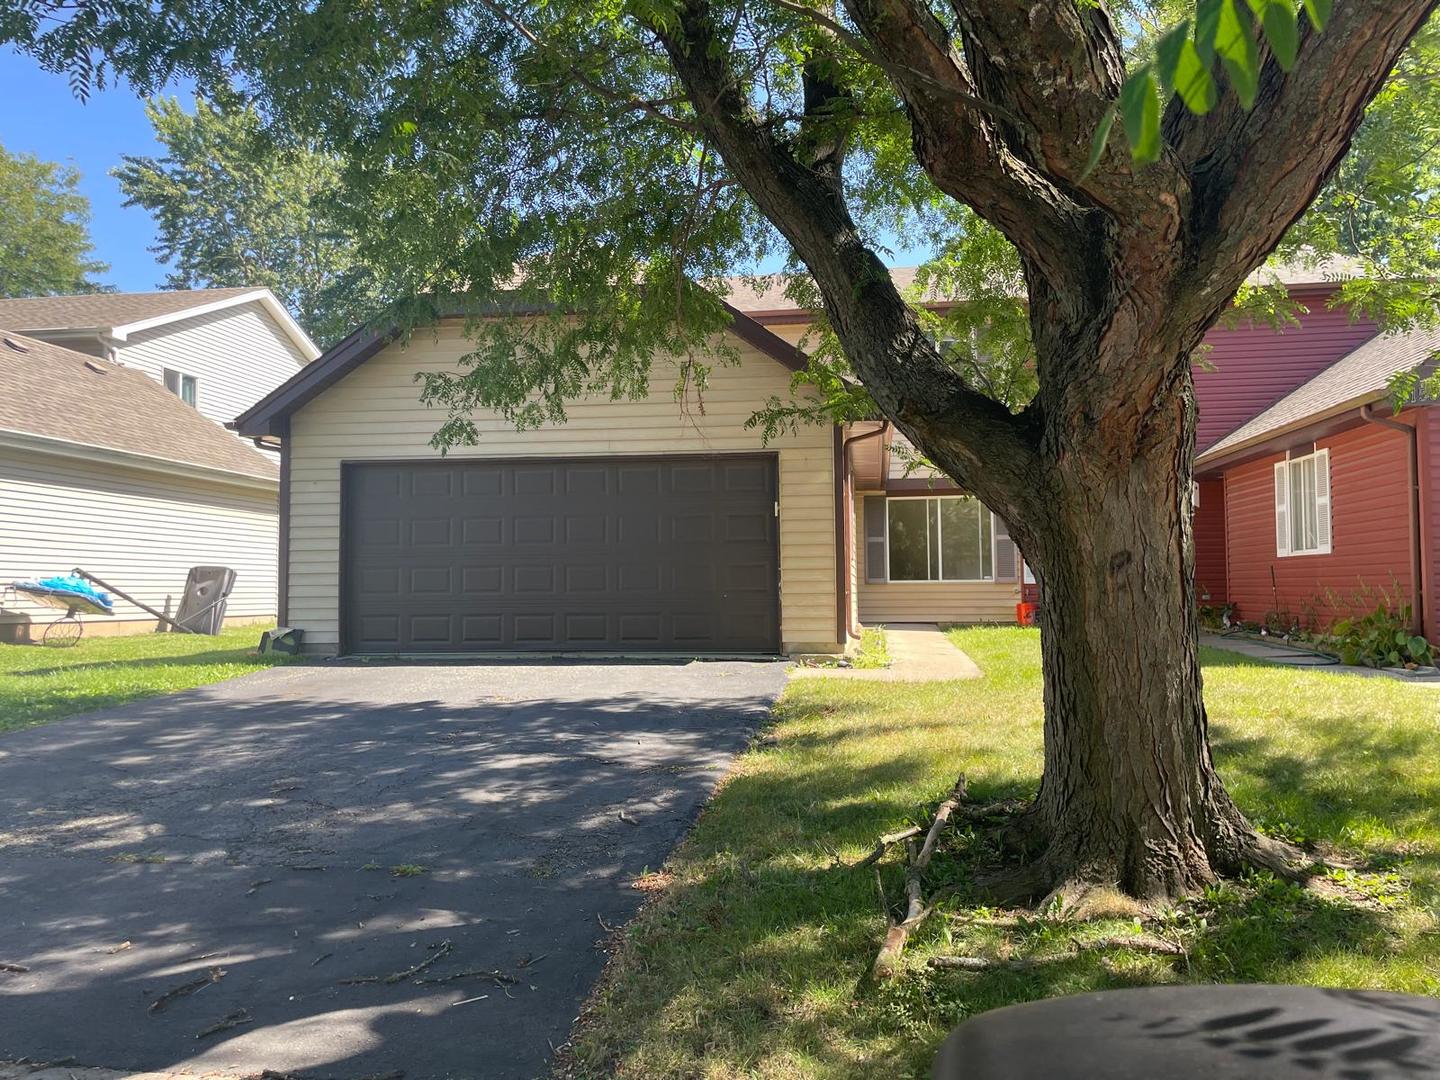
<box><xmin>1016</xmin><ymin>602</ymin><xmax>1039</xmax><ymax>627</ymax></box>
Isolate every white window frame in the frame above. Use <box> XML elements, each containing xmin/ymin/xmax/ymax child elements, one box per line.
<box><xmin>883</xmin><ymin>495</ymin><xmax>996</xmax><ymax>583</ymax></box>
<box><xmin>1274</xmin><ymin>448</ymin><xmax>1331</xmax><ymax>557</ymax></box>
<box><xmin>163</xmin><ymin>367</ymin><xmax>198</xmax><ymax>408</ymax></box>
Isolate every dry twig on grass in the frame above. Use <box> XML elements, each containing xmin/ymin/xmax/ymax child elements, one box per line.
<box><xmin>850</xmin><ymin>826</ymin><xmax>922</xmax><ymax>870</ymax></box>
<box><xmin>927</xmin><ymin>931</ymin><xmax>1187</xmax><ymax>973</ymax></box>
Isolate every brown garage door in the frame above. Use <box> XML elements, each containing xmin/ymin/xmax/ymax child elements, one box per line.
<box><xmin>340</xmin><ymin>455</ymin><xmax>781</xmax><ymax>653</ymax></box>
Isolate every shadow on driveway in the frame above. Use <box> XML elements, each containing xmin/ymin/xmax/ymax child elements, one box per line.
<box><xmin>0</xmin><ymin>658</ymin><xmax>788</xmax><ymax>1079</ymax></box>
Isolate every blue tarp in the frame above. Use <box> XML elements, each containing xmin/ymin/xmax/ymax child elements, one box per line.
<box><xmin>12</xmin><ymin>574</ymin><xmax>114</xmax><ymax>615</ymax></box>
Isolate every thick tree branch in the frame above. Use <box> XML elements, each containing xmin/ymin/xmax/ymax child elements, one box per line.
<box><xmin>1169</xmin><ymin>0</ymin><xmax>1438</xmax><ymax>319</ymax></box>
<box><xmin>643</xmin><ymin>0</ymin><xmax>1041</xmax><ymax>515</ymax></box>
<box><xmin>839</xmin><ymin>0</ymin><xmax>1098</xmax><ymax>285</ymax></box>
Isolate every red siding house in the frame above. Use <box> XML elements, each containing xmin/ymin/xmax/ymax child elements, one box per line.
<box><xmin>1193</xmin><ymin>327</ymin><xmax>1440</xmax><ymax>643</ymax></box>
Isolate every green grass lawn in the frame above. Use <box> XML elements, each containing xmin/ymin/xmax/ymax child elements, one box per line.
<box><xmin>0</xmin><ymin>624</ymin><xmax>291</xmax><ymax>734</ymax></box>
<box><xmin>564</xmin><ymin>627</ymin><xmax>1440</xmax><ymax>1079</ymax></box>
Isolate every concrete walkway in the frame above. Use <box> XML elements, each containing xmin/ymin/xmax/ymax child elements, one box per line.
<box><xmin>1201</xmin><ymin>631</ymin><xmax>1440</xmax><ymax>685</ymax></box>
<box><xmin>791</xmin><ymin>623</ymin><xmax>982</xmax><ymax>682</ymax></box>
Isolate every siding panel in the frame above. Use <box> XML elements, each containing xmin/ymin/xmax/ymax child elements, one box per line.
<box><xmin>1194</xmin><ymin>477</ymin><xmax>1228</xmax><ymax>603</ymax></box>
<box><xmin>117</xmin><ymin>302</ymin><xmax>308</xmax><ymax>429</ymax></box>
<box><xmin>286</xmin><ymin>325</ymin><xmax>838</xmax><ymax>652</ymax></box>
<box><xmin>1195</xmin><ymin>289</ymin><xmax>1377</xmax><ymax>451</ymax></box>
<box><xmin>0</xmin><ymin>451</ymin><xmax>278</xmax><ymax>637</ymax></box>
<box><xmin>1222</xmin><ymin>418</ymin><xmax>1415</xmax><ymax>629</ymax></box>
<box><xmin>1420</xmin><ymin>410</ymin><xmax>1440</xmax><ymax>642</ymax></box>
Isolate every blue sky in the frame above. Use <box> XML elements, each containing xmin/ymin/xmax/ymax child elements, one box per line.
<box><xmin>1</xmin><ymin>49</ymin><xmax>188</xmax><ymax>293</ymax></box>
<box><xmin>2</xmin><ymin>47</ymin><xmax>928</xmax><ymax>298</ymax></box>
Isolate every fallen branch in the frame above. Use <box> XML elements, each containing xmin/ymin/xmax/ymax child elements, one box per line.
<box><xmin>871</xmin><ymin>839</ymin><xmax>928</xmax><ymax>981</ymax></box>
<box><xmin>871</xmin><ymin>776</ymin><xmax>969</xmax><ymax>980</ymax></box>
<box><xmin>341</xmin><ymin>940</ymin><xmax>454</xmax><ymax>987</ymax></box>
<box><xmin>928</xmin><ymin>955</ymin><xmax>1039</xmax><ymax>972</ymax></box>
<box><xmin>954</xmin><ymin>798</ymin><xmax>1029</xmax><ymax>823</ymax></box>
<box><xmin>149</xmin><ymin>967</ymin><xmax>226</xmax><ymax>1013</ymax></box>
<box><xmin>414</xmin><ymin>967</ymin><xmax>518</xmax><ymax>986</ymax></box>
<box><xmin>927</xmin><ymin>932</ymin><xmax>1187</xmax><ymax>973</ymax></box>
<box><xmin>850</xmin><ymin>826</ymin><xmax>922</xmax><ymax>870</ymax></box>
<box><xmin>1082</xmin><ymin>933</ymin><xmax>1186</xmax><ymax>957</ymax></box>
<box><xmin>195</xmin><ymin>1009</ymin><xmax>253</xmax><ymax>1040</ymax></box>
<box><xmin>916</xmin><ymin>776</ymin><xmax>967</xmax><ymax>866</ymax></box>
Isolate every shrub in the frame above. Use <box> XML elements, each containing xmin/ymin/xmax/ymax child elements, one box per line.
<box><xmin>1327</xmin><ymin>603</ymin><xmax>1434</xmax><ymax>669</ymax></box>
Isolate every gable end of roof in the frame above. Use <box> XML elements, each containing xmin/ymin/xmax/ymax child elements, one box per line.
<box><xmin>232</xmin><ymin>302</ymin><xmax>807</xmax><ymax>438</ymax></box>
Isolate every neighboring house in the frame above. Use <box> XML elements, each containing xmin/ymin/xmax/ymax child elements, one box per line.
<box><xmin>0</xmin><ymin>289</ymin><xmax>319</xmax><ymax>641</ymax></box>
<box><xmin>231</xmin><ymin>268</ymin><xmax>1426</xmax><ymax>658</ymax></box>
<box><xmin>1193</xmin><ymin>327</ymin><xmax>1440</xmax><ymax>643</ymax></box>
<box><xmin>0</xmin><ymin>288</ymin><xmax>318</xmax><ymax>429</ymax></box>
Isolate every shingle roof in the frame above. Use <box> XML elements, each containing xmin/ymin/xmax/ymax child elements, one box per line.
<box><xmin>720</xmin><ymin>256</ymin><xmax>1359</xmax><ymax>316</ymax></box>
<box><xmin>0</xmin><ymin>288</ymin><xmax>259</xmax><ymax>333</ymax></box>
<box><xmin>0</xmin><ymin>330</ymin><xmax>279</xmax><ymax>482</ymax></box>
<box><xmin>1200</xmin><ymin>325</ymin><xmax>1440</xmax><ymax>460</ymax></box>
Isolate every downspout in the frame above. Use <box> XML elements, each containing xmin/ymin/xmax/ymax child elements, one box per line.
<box><xmin>839</xmin><ymin>421</ymin><xmax>891</xmax><ymax>640</ymax></box>
<box><xmin>1360</xmin><ymin>403</ymin><xmax>1424</xmax><ymax>637</ymax></box>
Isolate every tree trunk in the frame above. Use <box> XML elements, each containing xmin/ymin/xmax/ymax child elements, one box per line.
<box><xmin>997</xmin><ymin>359</ymin><xmax>1298</xmax><ymax>903</ymax></box>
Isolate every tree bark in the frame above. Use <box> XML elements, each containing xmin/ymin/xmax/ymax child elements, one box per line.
<box><xmin>990</xmin><ymin>345</ymin><xmax>1303</xmax><ymax>903</ymax></box>
<box><xmin>646</xmin><ymin>0</ymin><xmax>1433</xmax><ymax>903</ymax></box>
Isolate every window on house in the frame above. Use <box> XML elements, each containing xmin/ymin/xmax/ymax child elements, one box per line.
<box><xmin>885</xmin><ymin>496</ymin><xmax>994</xmax><ymax>581</ymax></box>
<box><xmin>163</xmin><ymin>368</ymin><xmax>198</xmax><ymax>408</ymax></box>
<box><xmin>1274</xmin><ymin>448</ymin><xmax>1331</xmax><ymax>557</ymax></box>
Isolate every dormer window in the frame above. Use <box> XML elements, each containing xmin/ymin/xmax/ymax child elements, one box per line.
<box><xmin>163</xmin><ymin>368</ymin><xmax>198</xmax><ymax>408</ymax></box>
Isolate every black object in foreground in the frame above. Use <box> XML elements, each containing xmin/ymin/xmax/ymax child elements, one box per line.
<box><xmin>933</xmin><ymin>984</ymin><xmax>1440</xmax><ymax>1079</ymax></box>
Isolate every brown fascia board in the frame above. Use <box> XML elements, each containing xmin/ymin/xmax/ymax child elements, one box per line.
<box><xmin>231</xmin><ymin>300</ymin><xmax>806</xmax><ymax>439</ymax></box>
<box><xmin>1191</xmin><ymin>394</ymin><xmax>1421</xmax><ymax>476</ymax></box>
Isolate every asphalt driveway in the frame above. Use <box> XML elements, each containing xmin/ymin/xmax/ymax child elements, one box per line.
<box><xmin>0</xmin><ymin>657</ymin><xmax>788</xmax><ymax>1079</ymax></box>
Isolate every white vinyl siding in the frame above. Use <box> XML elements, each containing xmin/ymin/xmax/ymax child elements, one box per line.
<box><xmin>1275</xmin><ymin>448</ymin><xmax>1331</xmax><ymax>556</ymax></box>
<box><xmin>285</xmin><ymin>323</ymin><xmax>839</xmax><ymax>653</ymax></box>
<box><xmin>117</xmin><ymin>302</ymin><xmax>308</xmax><ymax>429</ymax></box>
<box><xmin>0</xmin><ymin>450</ymin><xmax>278</xmax><ymax>635</ymax></box>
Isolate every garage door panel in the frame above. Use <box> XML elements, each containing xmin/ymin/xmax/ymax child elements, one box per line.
<box><xmin>342</xmin><ymin>455</ymin><xmax>780</xmax><ymax>653</ymax></box>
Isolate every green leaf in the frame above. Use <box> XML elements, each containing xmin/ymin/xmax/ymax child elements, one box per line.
<box><xmin>1408</xmin><ymin>636</ymin><xmax>1431</xmax><ymax>659</ymax></box>
<box><xmin>1118</xmin><ymin>68</ymin><xmax>1161</xmax><ymax>163</ymax></box>
<box><xmin>1302</xmin><ymin>0</ymin><xmax>1333</xmax><ymax>31</ymax></box>
<box><xmin>1081</xmin><ymin>103</ymin><xmax>1118</xmax><ymax>179</ymax></box>
<box><xmin>1154</xmin><ymin>21</ymin><xmax>1190</xmax><ymax>95</ymax></box>
<box><xmin>1215</xmin><ymin>0</ymin><xmax>1260</xmax><ymax>109</ymax></box>
<box><xmin>1195</xmin><ymin>0</ymin><xmax>1225</xmax><ymax>64</ymax></box>
<box><xmin>1252</xmin><ymin>0</ymin><xmax>1299</xmax><ymax>71</ymax></box>
<box><xmin>1174</xmin><ymin>40</ymin><xmax>1217</xmax><ymax>114</ymax></box>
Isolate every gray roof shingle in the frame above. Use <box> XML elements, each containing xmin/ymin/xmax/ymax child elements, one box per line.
<box><xmin>0</xmin><ymin>330</ymin><xmax>279</xmax><ymax>482</ymax></box>
<box><xmin>0</xmin><ymin>288</ymin><xmax>259</xmax><ymax>333</ymax></box>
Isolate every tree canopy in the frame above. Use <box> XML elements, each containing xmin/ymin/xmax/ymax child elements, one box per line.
<box><xmin>6</xmin><ymin>0</ymin><xmax>1431</xmax><ymax>901</ymax></box>
<box><xmin>113</xmin><ymin>96</ymin><xmax>381</xmax><ymax>346</ymax></box>
<box><xmin>0</xmin><ymin>141</ymin><xmax>108</xmax><ymax>298</ymax></box>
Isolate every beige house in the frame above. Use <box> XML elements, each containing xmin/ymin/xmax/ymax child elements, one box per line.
<box><xmin>0</xmin><ymin>290</ymin><xmax>319</xmax><ymax>641</ymax></box>
<box><xmin>233</xmin><ymin>296</ymin><xmax>1022</xmax><ymax>657</ymax></box>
